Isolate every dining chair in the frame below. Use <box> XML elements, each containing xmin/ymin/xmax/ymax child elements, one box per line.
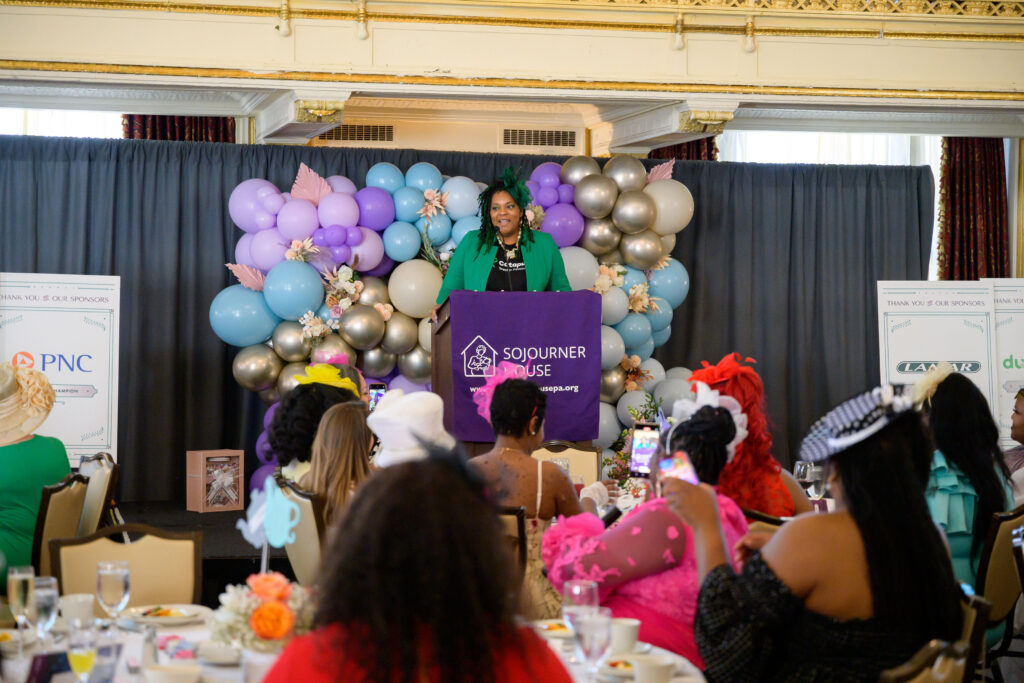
<box><xmin>49</xmin><ymin>523</ymin><xmax>201</xmax><ymax>606</ymax></box>
<box><xmin>32</xmin><ymin>473</ymin><xmax>89</xmax><ymax>577</ymax></box>
<box><xmin>532</xmin><ymin>441</ymin><xmax>601</xmax><ymax>486</ymax></box>
<box><xmin>974</xmin><ymin>505</ymin><xmax>1024</xmax><ymax>681</ymax></box>
<box><xmin>273</xmin><ymin>473</ymin><xmax>326</xmax><ymax>586</ymax></box>
<box><xmin>960</xmin><ymin>593</ymin><xmax>992</xmax><ymax>683</ymax></box>
<box><xmin>76</xmin><ymin>452</ymin><xmax>119</xmax><ymax>537</ymax></box>
<box><xmin>498</xmin><ymin>506</ymin><xmax>527</xmax><ymax>577</ymax></box>
<box><xmin>879</xmin><ymin>640</ymin><xmax>969</xmax><ymax>683</ymax></box>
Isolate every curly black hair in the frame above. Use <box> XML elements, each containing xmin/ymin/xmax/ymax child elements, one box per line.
<box><xmin>489</xmin><ymin>379</ymin><xmax>546</xmax><ymax>438</ymax></box>
<box><xmin>667</xmin><ymin>405</ymin><xmax>736</xmax><ymax>485</ymax></box>
<box><xmin>474</xmin><ymin>167</ymin><xmax>536</xmax><ymax>254</ymax></box>
<box><xmin>268</xmin><ymin>382</ymin><xmax>359</xmax><ymax>464</ymax></box>
<box><xmin>315</xmin><ymin>444</ymin><xmax>532</xmax><ymax>682</ymax></box>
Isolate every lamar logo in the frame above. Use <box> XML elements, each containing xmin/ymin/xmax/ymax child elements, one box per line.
<box><xmin>10</xmin><ymin>352</ymin><xmax>34</xmax><ymax>368</ymax></box>
<box><xmin>462</xmin><ymin>336</ymin><xmax>497</xmax><ymax>377</ymax></box>
<box><xmin>896</xmin><ymin>361</ymin><xmax>981</xmax><ymax>374</ymax></box>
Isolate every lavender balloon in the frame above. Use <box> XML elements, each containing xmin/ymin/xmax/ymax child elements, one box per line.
<box><xmin>526</xmin><ymin>180</ymin><xmax>541</xmax><ymax>197</ymax></box>
<box><xmin>330</xmin><ymin>245</ymin><xmax>352</xmax><ymax>264</ymax></box>
<box><xmin>257</xmin><ymin>186</ymin><xmax>286</xmax><ymax>215</ymax></box>
<box><xmin>318</xmin><ymin>192</ymin><xmax>360</xmax><ymax>229</ymax></box>
<box><xmin>250</xmin><ymin>462</ymin><xmax>277</xmax><ymax>493</ymax></box>
<box><xmin>557</xmin><ymin>183</ymin><xmax>575</xmax><ymax>205</ymax></box>
<box><xmin>541</xmin><ymin>203</ymin><xmax>586</xmax><ymax>247</ymax></box>
<box><xmin>277</xmin><ymin>198</ymin><xmax>319</xmax><ymax>241</ymax></box>
<box><xmin>312</xmin><ymin>228</ymin><xmax>329</xmax><ymax>247</ymax></box>
<box><xmin>229</xmin><ymin>178</ymin><xmax>278</xmax><ymax>233</ymax></box>
<box><xmin>363</xmin><ymin>254</ymin><xmax>395</xmax><ymax>277</ymax></box>
<box><xmin>255</xmin><ymin>430</ymin><xmax>274</xmax><ymax>464</ymax></box>
<box><xmin>388</xmin><ymin>375</ymin><xmax>428</xmax><ymax>394</ymax></box>
<box><xmin>535</xmin><ymin>186</ymin><xmax>559</xmax><ymax>209</ymax></box>
<box><xmin>349</xmin><ymin>227</ymin><xmax>385</xmax><ymax>271</ymax></box>
<box><xmin>530</xmin><ymin>162</ymin><xmax>562</xmax><ymax>189</ymax></box>
<box><xmin>355</xmin><ymin>187</ymin><xmax>396</xmax><ymax>232</ymax></box>
<box><xmin>235</xmin><ymin>233</ymin><xmax>256</xmax><ymax>267</ymax></box>
<box><xmin>262</xmin><ymin>403</ymin><xmax>279</xmax><ymax>430</ymax></box>
<box><xmin>324</xmin><ymin>225</ymin><xmax>347</xmax><ymax>246</ymax></box>
<box><xmin>345</xmin><ymin>226</ymin><xmax>364</xmax><ymax>246</ymax></box>
<box><xmin>250</xmin><ymin>228</ymin><xmax>289</xmax><ymax>271</ymax></box>
<box><xmin>326</xmin><ymin>175</ymin><xmax>357</xmax><ymax>194</ymax></box>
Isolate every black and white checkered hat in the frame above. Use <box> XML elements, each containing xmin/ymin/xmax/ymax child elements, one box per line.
<box><xmin>799</xmin><ymin>384</ymin><xmax>914</xmax><ymax>463</ymax></box>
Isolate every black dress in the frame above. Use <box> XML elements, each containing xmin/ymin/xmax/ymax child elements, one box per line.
<box><xmin>695</xmin><ymin>554</ymin><xmax>926</xmax><ymax>683</ymax></box>
<box><xmin>485</xmin><ymin>242</ymin><xmax>527</xmax><ymax>292</ymax></box>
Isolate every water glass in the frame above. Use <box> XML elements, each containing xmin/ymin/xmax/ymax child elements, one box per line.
<box><xmin>33</xmin><ymin>576</ymin><xmax>60</xmax><ymax>650</ymax></box>
<box><xmin>95</xmin><ymin>561</ymin><xmax>130</xmax><ymax>620</ymax></box>
<box><xmin>562</xmin><ymin>580</ymin><xmax>598</xmax><ymax>663</ymax></box>
<box><xmin>7</xmin><ymin>565</ymin><xmax>35</xmax><ymax>658</ymax></box>
<box><xmin>574</xmin><ymin>606</ymin><xmax>612</xmax><ymax>682</ymax></box>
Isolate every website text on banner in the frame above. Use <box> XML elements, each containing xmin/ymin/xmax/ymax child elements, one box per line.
<box><xmin>449</xmin><ymin>290</ymin><xmax>600</xmax><ymax>443</ymax></box>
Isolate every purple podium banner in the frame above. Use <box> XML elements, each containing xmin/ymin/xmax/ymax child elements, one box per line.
<box><xmin>449</xmin><ymin>290</ymin><xmax>601</xmax><ymax>443</ymax></box>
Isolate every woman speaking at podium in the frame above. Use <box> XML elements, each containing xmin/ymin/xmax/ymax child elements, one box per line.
<box><xmin>431</xmin><ymin>168</ymin><xmax>570</xmax><ymax>319</ymax></box>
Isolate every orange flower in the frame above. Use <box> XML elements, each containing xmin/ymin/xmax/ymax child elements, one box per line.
<box><xmin>249</xmin><ymin>601</ymin><xmax>295</xmax><ymax>640</ymax></box>
<box><xmin>246</xmin><ymin>572</ymin><xmax>292</xmax><ymax>601</ymax></box>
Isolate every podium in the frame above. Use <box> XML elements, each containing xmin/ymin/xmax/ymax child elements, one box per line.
<box><xmin>431</xmin><ymin>291</ymin><xmax>601</xmax><ymax>455</ymax></box>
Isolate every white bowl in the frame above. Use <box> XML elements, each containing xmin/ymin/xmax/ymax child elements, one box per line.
<box><xmin>143</xmin><ymin>664</ymin><xmax>202</xmax><ymax>683</ymax></box>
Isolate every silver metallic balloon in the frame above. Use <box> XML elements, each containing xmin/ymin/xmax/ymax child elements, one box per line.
<box><xmin>398</xmin><ymin>345</ymin><xmax>432</xmax><ymax>384</ymax></box>
<box><xmin>560</xmin><ymin>156</ymin><xmax>601</xmax><ymax>186</ymax></box>
<box><xmin>600</xmin><ymin>366</ymin><xmax>628</xmax><ymax>403</ymax></box>
<box><xmin>579</xmin><ymin>217</ymin><xmax>622</xmax><ymax>256</ymax></box>
<box><xmin>339</xmin><ymin>304</ymin><xmax>386</xmax><ymax>351</ymax></box>
<box><xmin>258</xmin><ymin>387</ymin><xmax>281</xmax><ymax>405</ymax></box>
<box><xmin>276</xmin><ymin>361</ymin><xmax>310</xmax><ymax>397</ymax></box>
<box><xmin>310</xmin><ymin>333</ymin><xmax>357</xmax><ymax>366</ymax></box>
<box><xmin>660</xmin><ymin>233</ymin><xmax>676</xmax><ymax>255</ymax></box>
<box><xmin>612</xmin><ymin>190</ymin><xmax>657</xmax><ymax>235</ymax></box>
<box><xmin>358</xmin><ymin>346</ymin><xmax>397</xmax><ymax>378</ymax></box>
<box><xmin>620</xmin><ymin>229</ymin><xmax>664</xmax><ymax>269</ymax></box>
<box><xmin>573</xmin><ymin>174</ymin><xmax>619</xmax><ymax>220</ymax></box>
<box><xmin>603</xmin><ymin>155</ymin><xmax>648</xmax><ymax>192</ymax></box>
<box><xmin>380</xmin><ymin>311</ymin><xmax>418</xmax><ymax>355</ymax></box>
<box><xmin>356</xmin><ymin>276</ymin><xmax>390</xmax><ymax>307</ymax></box>
<box><xmin>599</xmin><ymin>249</ymin><xmax>624</xmax><ymax>266</ymax></box>
<box><xmin>232</xmin><ymin>344</ymin><xmax>284</xmax><ymax>392</ymax></box>
<box><xmin>271</xmin><ymin>321</ymin><xmax>311</xmax><ymax>362</ymax></box>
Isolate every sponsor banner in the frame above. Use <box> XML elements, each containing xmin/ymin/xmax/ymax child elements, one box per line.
<box><xmin>0</xmin><ymin>273</ymin><xmax>120</xmax><ymax>466</ymax></box>
<box><xmin>983</xmin><ymin>279</ymin><xmax>1024</xmax><ymax>449</ymax></box>
<box><xmin>449</xmin><ymin>290</ymin><xmax>601</xmax><ymax>442</ymax></box>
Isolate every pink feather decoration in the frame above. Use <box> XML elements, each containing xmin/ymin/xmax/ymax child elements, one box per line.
<box><xmin>291</xmin><ymin>163</ymin><xmax>332</xmax><ymax>206</ymax></box>
<box><xmin>472</xmin><ymin>361</ymin><xmax>529</xmax><ymax>422</ymax></box>
<box><xmin>647</xmin><ymin>160</ymin><xmax>675</xmax><ymax>183</ymax></box>
<box><xmin>226</xmin><ymin>263</ymin><xmax>266</xmax><ymax>291</ymax></box>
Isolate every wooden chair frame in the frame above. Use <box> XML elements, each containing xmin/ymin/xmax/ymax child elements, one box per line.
<box><xmin>76</xmin><ymin>452</ymin><xmax>119</xmax><ymax>534</ymax></box>
<box><xmin>31</xmin><ymin>472</ymin><xmax>89</xmax><ymax>572</ymax></box>
<box><xmin>49</xmin><ymin>523</ymin><xmax>202</xmax><ymax>603</ymax></box>
<box><xmin>960</xmin><ymin>593</ymin><xmax>992</xmax><ymax>683</ymax></box>
<box><xmin>880</xmin><ymin>640</ymin><xmax>969</xmax><ymax>683</ymax></box>
<box><xmin>972</xmin><ymin>505</ymin><xmax>1024</xmax><ymax>682</ymax></box>
<box><xmin>499</xmin><ymin>506</ymin><xmax>527</xmax><ymax>574</ymax></box>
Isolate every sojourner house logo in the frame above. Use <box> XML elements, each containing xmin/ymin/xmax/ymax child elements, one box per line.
<box><xmin>896</xmin><ymin>361</ymin><xmax>982</xmax><ymax>373</ymax></box>
<box><xmin>462</xmin><ymin>336</ymin><xmax>497</xmax><ymax>377</ymax></box>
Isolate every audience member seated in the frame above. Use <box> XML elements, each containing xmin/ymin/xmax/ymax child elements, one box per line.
<box><xmin>543</xmin><ymin>384</ymin><xmax>749</xmax><ymax>666</ymax></box>
<box><xmin>263</xmin><ymin>447</ymin><xmax>572</xmax><ymax>683</ymax></box>
<box><xmin>664</xmin><ymin>385</ymin><xmax>962</xmax><ymax>682</ymax></box>
<box><xmin>269</xmin><ymin>364</ymin><xmax>361</xmax><ymax>482</ymax></box>
<box><xmin>1004</xmin><ymin>387</ymin><xmax>1024</xmax><ymax>475</ymax></box>
<box><xmin>469</xmin><ymin>369</ymin><xmax>615</xmax><ymax>620</ymax></box>
<box><xmin>688</xmin><ymin>353</ymin><xmax>811</xmax><ymax>517</ymax></box>
<box><xmin>366</xmin><ymin>389</ymin><xmax>454</xmax><ymax>468</ymax></box>
<box><xmin>0</xmin><ymin>363</ymin><xmax>71</xmax><ymax>570</ymax></box>
<box><xmin>300</xmin><ymin>402</ymin><xmax>374</xmax><ymax>525</ymax></box>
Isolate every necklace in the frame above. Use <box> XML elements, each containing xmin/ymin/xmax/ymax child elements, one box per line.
<box><xmin>498</xmin><ymin>232</ymin><xmax>521</xmax><ymax>259</ymax></box>
<box><xmin>498</xmin><ymin>446</ymin><xmax>529</xmax><ymax>457</ymax></box>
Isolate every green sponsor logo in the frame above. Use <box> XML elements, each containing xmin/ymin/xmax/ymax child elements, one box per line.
<box><xmin>1003</xmin><ymin>355</ymin><xmax>1024</xmax><ymax>370</ymax></box>
<box><xmin>896</xmin><ymin>361</ymin><xmax>981</xmax><ymax>373</ymax></box>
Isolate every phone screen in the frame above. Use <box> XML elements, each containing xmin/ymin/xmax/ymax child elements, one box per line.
<box><xmin>368</xmin><ymin>383</ymin><xmax>387</xmax><ymax>411</ymax></box>
<box><xmin>659</xmin><ymin>451</ymin><xmax>700</xmax><ymax>485</ymax></box>
<box><xmin>629</xmin><ymin>422</ymin><xmax>661</xmax><ymax>478</ymax></box>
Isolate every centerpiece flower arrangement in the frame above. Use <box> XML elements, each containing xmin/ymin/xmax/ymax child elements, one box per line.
<box><xmin>209</xmin><ymin>572</ymin><xmax>314</xmax><ymax>653</ymax></box>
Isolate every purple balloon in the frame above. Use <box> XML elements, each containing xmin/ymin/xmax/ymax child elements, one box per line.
<box><xmin>249</xmin><ymin>228</ymin><xmax>289</xmax><ymax>271</ymax></box>
<box><xmin>354</xmin><ymin>187</ymin><xmax>396</xmax><ymax>232</ymax></box>
<box><xmin>326</xmin><ymin>175</ymin><xmax>357</xmax><ymax>194</ymax></box>
<box><xmin>250</xmin><ymin>462</ymin><xmax>277</xmax><ymax>493</ymax></box>
<box><xmin>312</xmin><ymin>228</ymin><xmax>329</xmax><ymax>247</ymax></box>
<box><xmin>535</xmin><ymin>186</ymin><xmax>559</xmax><ymax>209</ymax></box>
<box><xmin>530</xmin><ymin>162</ymin><xmax>562</xmax><ymax>189</ymax></box>
<box><xmin>525</xmin><ymin>180</ymin><xmax>541</xmax><ymax>196</ymax></box>
<box><xmin>349</xmin><ymin>227</ymin><xmax>385</xmax><ymax>271</ymax></box>
<box><xmin>277</xmin><ymin>198</ymin><xmax>319</xmax><ymax>241</ymax></box>
<box><xmin>318</xmin><ymin>192</ymin><xmax>360</xmax><ymax>229</ymax></box>
<box><xmin>256</xmin><ymin>186</ymin><xmax>285</xmax><ymax>215</ymax></box>
<box><xmin>255</xmin><ymin>430</ymin><xmax>274</xmax><ymax>464</ymax></box>
<box><xmin>557</xmin><ymin>183</ymin><xmax>575</xmax><ymax>205</ymax></box>
<box><xmin>229</xmin><ymin>178</ymin><xmax>279</xmax><ymax>233</ymax></box>
<box><xmin>324</xmin><ymin>225</ymin><xmax>347</xmax><ymax>246</ymax></box>
<box><xmin>362</xmin><ymin>254</ymin><xmax>394</xmax><ymax>277</ymax></box>
<box><xmin>307</xmin><ymin>250</ymin><xmax>335</xmax><ymax>273</ymax></box>
<box><xmin>330</xmin><ymin>245</ymin><xmax>352</xmax><ymax>264</ymax></box>
<box><xmin>540</xmin><ymin>203</ymin><xmax>585</xmax><ymax>247</ymax></box>
<box><xmin>281</xmin><ymin>192</ymin><xmax>291</xmax><ymax>202</ymax></box>
<box><xmin>388</xmin><ymin>375</ymin><xmax>428</xmax><ymax>394</ymax></box>
<box><xmin>235</xmin><ymin>233</ymin><xmax>256</xmax><ymax>267</ymax></box>
<box><xmin>262</xmin><ymin>402</ymin><xmax>279</xmax><ymax>430</ymax></box>
<box><xmin>345</xmin><ymin>225</ymin><xmax>364</xmax><ymax>246</ymax></box>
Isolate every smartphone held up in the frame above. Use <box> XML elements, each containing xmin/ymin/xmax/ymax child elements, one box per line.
<box><xmin>629</xmin><ymin>422</ymin><xmax>661</xmax><ymax>478</ymax></box>
<box><xmin>367</xmin><ymin>382</ymin><xmax>387</xmax><ymax>411</ymax></box>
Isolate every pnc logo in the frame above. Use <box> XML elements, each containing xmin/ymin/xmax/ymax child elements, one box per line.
<box><xmin>896</xmin><ymin>361</ymin><xmax>981</xmax><ymax>374</ymax></box>
<box><xmin>11</xmin><ymin>351</ymin><xmax>34</xmax><ymax>368</ymax></box>
<box><xmin>1003</xmin><ymin>355</ymin><xmax>1024</xmax><ymax>370</ymax></box>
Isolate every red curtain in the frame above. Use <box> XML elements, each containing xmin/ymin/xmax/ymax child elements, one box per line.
<box><xmin>938</xmin><ymin>137</ymin><xmax>1009</xmax><ymax>280</ymax></box>
<box><xmin>650</xmin><ymin>137</ymin><xmax>718</xmax><ymax>161</ymax></box>
<box><xmin>122</xmin><ymin>115</ymin><xmax>235</xmax><ymax>143</ymax></box>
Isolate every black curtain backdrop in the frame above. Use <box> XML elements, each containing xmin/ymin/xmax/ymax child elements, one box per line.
<box><xmin>0</xmin><ymin>136</ymin><xmax>932</xmax><ymax>500</ymax></box>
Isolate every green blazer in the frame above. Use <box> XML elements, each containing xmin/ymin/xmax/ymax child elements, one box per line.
<box><xmin>436</xmin><ymin>230</ymin><xmax>572</xmax><ymax>304</ymax></box>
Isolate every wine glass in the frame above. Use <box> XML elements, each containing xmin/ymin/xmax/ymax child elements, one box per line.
<box><xmin>7</xmin><ymin>565</ymin><xmax>34</xmax><ymax>659</ymax></box>
<box><xmin>793</xmin><ymin>461</ymin><xmax>812</xmax><ymax>493</ymax></box>
<box><xmin>806</xmin><ymin>465</ymin><xmax>826</xmax><ymax>501</ymax></box>
<box><xmin>67</xmin><ymin>626</ymin><xmax>97</xmax><ymax>683</ymax></box>
<box><xmin>95</xmin><ymin>561</ymin><xmax>130</xmax><ymax>623</ymax></box>
<box><xmin>562</xmin><ymin>580</ymin><xmax>599</xmax><ymax>663</ymax></box>
<box><xmin>33</xmin><ymin>576</ymin><xmax>59</xmax><ymax>651</ymax></box>
<box><xmin>574</xmin><ymin>606</ymin><xmax>612</xmax><ymax>682</ymax></box>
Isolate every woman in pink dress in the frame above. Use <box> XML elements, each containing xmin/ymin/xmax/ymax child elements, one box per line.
<box><xmin>542</xmin><ymin>384</ymin><xmax>749</xmax><ymax>668</ymax></box>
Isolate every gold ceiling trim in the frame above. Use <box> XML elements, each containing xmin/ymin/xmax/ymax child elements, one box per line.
<box><xmin>4</xmin><ymin>59</ymin><xmax>1024</xmax><ymax>102</ymax></box>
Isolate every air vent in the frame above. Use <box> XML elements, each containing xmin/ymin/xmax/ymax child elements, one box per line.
<box><xmin>502</xmin><ymin>128</ymin><xmax>576</xmax><ymax>148</ymax></box>
<box><xmin>318</xmin><ymin>124</ymin><xmax>394</xmax><ymax>142</ymax></box>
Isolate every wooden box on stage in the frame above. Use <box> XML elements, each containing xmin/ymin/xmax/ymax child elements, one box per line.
<box><xmin>186</xmin><ymin>449</ymin><xmax>244</xmax><ymax>513</ymax></box>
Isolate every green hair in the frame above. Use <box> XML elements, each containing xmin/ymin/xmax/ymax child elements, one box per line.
<box><xmin>475</xmin><ymin>167</ymin><xmax>535</xmax><ymax>253</ymax></box>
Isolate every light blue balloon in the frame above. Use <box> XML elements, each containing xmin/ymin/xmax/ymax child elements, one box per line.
<box><xmin>383</xmin><ymin>221</ymin><xmax>422</xmax><ymax>262</ymax></box>
<box><xmin>405</xmin><ymin>162</ymin><xmax>444</xmax><ymax>192</ymax></box>
<box><xmin>263</xmin><ymin>261</ymin><xmax>325</xmax><ymax>321</ymax></box>
<box><xmin>601</xmin><ymin>325</ymin><xmax>625</xmax><ymax>370</ymax></box>
<box><xmin>648</xmin><ymin>259</ymin><xmax>690</xmax><ymax>309</ymax></box>
<box><xmin>614</xmin><ymin>313</ymin><xmax>652</xmax><ymax>349</ymax></box>
<box><xmin>626</xmin><ymin>337</ymin><xmax>655</xmax><ymax>362</ymax></box>
<box><xmin>652</xmin><ymin>326</ymin><xmax>672</xmax><ymax>348</ymax></box>
<box><xmin>452</xmin><ymin>216</ymin><xmax>482</xmax><ymax>246</ymax></box>
<box><xmin>365</xmin><ymin>162</ymin><xmax>405</xmax><ymax>194</ymax></box>
<box><xmin>392</xmin><ymin>186</ymin><xmax>425</xmax><ymax>223</ymax></box>
<box><xmin>209</xmin><ymin>284</ymin><xmax>281</xmax><ymax>347</ymax></box>
<box><xmin>645</xmin><ymin>296</ymin><xmax>673</xmax><ymax>331</ymax></box>
<box><xmin>442</xmin><ymin>176</ymin><xmax>481</xmax><ymax>220</ymax></box>
<box><xmin>621</xmin><ymin>266</ymin><xmax>647</xmax><ymax>294</ymax></box>
<box><xmin>416</xmin><ymin>214</ymin><xmax>453</xmax><ymax>247</ymax></box>
<box><xmin>317</xmin><ymin>302</ymin><xmax>337</xmax><ymax>321</ymax></box>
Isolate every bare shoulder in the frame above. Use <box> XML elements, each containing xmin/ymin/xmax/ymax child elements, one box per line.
<box><xmin>761</xmin><ymin>512</ymin><xmax>856</xmax><ymax>597</ymax></box>
<box><xmin>541</xmin><ymin>461</ymin><xmax>572</xmax><ymax>486</ymax></box>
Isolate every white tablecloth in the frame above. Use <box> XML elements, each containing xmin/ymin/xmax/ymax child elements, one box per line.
<box><xmin>543</xmin><ymin>636</ymin><xmax>705</xmax><ymax>683</ymax></box>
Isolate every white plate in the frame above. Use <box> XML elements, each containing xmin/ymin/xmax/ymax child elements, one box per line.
<box><xmin>0</xmin><ymin>628</ymin><xmax>36</xmax><ymax>653</ymax></box>
<box><xmin>599</xmin><ymin>651</ymin><xmax>704</xmax><ymax>681</ymax></box>
<box><xmin>196</xmin><ymin>642</ymin><xmax>241</xmax><ymax>666</ymax></box>
<box><xmin>124</xmin><ymin>604</ymin><xmax>212</xmax><ymax>626</ymax></box>
<box><xmin>533</xmin><ymin>619</ymin><xmax>574</xmax><ymax>639</ymax></box>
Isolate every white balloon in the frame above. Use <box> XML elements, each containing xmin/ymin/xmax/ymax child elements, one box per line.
<box><xmin>560</xmin><ymin>246</ymin><xmax>600</xmax><ymax>291</ymax></box>
<box><xmin>601</xmin><ymin>325</ymin><xmax>626</xmax><ymax>370</ymax></box>
<box><xmin>643</xmin><ymin>179</ymin><xmax>694</xmax><ymax>236</ymax></box>
<box><xmin>617</xmin><ymin>390</ymin><xmax>652</xmax><ymax>427</ymax></box>
<box><xmin>638</xmin><ymin>358</ymin><xmax>666</xmax><ymax>391</ymax></box>
<box><xmin>387</xmin><ymin>260</ymin><xmax>443</xmax><ymax>319</ymax></box>
<box><xmin>654</xmin><ymin>378</ymin><xmax>693</xmax><ymax>410</ymax></box>
<box><xmin>665</xmin><ymin>366</ymin><xmax>692</xmax><ymax>382</ymax></box>
<box><xmin>597</xmin><ymin>402</ymin><xmax>623</xmax><ymax>450</ymax></box>
<box><xmin>601</xmin><ymin>286</ymin><xmax>629</xmax><ymax>326</ymax></box>
<box><xmin>418</xmin><ymin>316</ymin><xmax>433</xmax><ymax>353</ymax></box>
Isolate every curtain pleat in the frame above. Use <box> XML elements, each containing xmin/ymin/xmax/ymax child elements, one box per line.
<box><xmin>122</xmin><ymin>115</ymin><xmax>235</xmax><ymax>143</ymax></box>
<box><xmin>650</xmin><ymin>138</ymin><xmax>718</xmax><ymax>161</ymax></box>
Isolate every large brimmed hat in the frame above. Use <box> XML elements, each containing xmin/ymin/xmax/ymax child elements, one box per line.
<box><xmin>799</xmin><ymin>384</ymin><xmax>913</xmax><ymax>463</ymax></box>
<box><xmin>366</xmin><ymin>389</ymin><xmax>456</xmax><ymax>468</ymax></box>
<box><xmin>0</xmin><ymin>363</ymin><xmax>56</xmax><ymax>446</ymax></box>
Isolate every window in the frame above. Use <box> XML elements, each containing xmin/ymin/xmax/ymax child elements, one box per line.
<box><xmin>0</xmin><ymin>108</ymin><xmax>123</xmax><ymax>139</ymax></box>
